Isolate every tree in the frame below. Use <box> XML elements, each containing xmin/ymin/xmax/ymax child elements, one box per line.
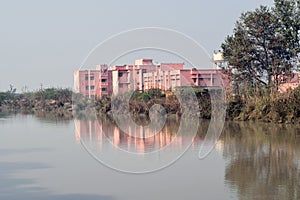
<box><xmin>221</xmin><ymin>21</ymin><xmax>259</xmax><ymax>95</ymax></box>
<box><xmin>8</xmin><ymin>84</ymin><xmax>16</xmax><ymax>93</ymax></box>
<box><xmin>273</xmin><ymin>0</ymin><xmax>300</xmax><ymax>71</ymax></box>
<box><xmin>221</xmin><ymin>5</ymin><xmax>293</xmax><ymax>94</ymax></box>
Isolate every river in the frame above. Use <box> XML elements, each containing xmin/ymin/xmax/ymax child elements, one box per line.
<box><xmin>0</xmin><ymin>113</ymin><xmax>299</xmax><ymax>200</ymax></box>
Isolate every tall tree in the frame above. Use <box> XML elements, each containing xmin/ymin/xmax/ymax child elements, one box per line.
<box><xmin>222</xmin><ymin>5</ymin><xmax>292</xmax><ymax>93</ymax></box>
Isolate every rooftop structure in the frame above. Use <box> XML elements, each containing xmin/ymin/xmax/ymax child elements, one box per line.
<box><xmin>213</xmin><ymin>50</ymin><xmax>228</xmax><ymax>69</ymax></box>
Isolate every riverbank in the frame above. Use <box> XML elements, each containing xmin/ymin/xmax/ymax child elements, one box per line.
<box><xmin>0</xmin><ymin>88</ymin><xmax>73</xmax><ymax>119</ymax></box>
<box><xmin>74</xmin><ymin>87</ymin><xmax>300</xmax><ymax>124</ymax></box>
<box><xmin>227</xmin><ymin>86</ymin><xmax>300</xmax><ymax>124</ymax></box>
<box><xmin>0</xmin><ymin>87</ymin><xmax>299</xmax><ymax>124</ymax></box>
<box><xmin>0</xmin><ymin>98</ymin><xmax>73</xmax><ymax>119</ymax></box>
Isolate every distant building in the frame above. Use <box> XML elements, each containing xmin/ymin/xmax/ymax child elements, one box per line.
<box><xmin>74</xmin><ymin>57</ymin><xmax>231</xmax><ymax>98</ymax></box>
<box><xmin>278</xmin><ymin>72</ymin><xmax>300</xmax><ymax>93</ymax></box>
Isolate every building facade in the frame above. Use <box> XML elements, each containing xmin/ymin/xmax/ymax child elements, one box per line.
<box><xmin>74</xmin><ymin>64</ymin><xmax>112</xmax><ymax>98</ymax></box>
<box><xmin>144</xmin><ymin>68</ymin><xmax>229</xmax><ymax>90</ymax></box>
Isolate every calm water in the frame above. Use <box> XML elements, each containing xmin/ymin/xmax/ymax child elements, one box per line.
<box><xmin>0</xmin><ymin>113</ymin><xmax>300</xmax><ymax>200</ymax></box>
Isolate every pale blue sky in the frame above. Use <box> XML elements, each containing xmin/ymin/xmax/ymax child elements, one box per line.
<box><xmin>0</xmin><ymin>0</ymin><xmax>273</xmax><ymax>92</ymax></box>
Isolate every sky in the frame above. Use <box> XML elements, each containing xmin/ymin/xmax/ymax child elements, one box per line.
<box><xmin>0</xmin><ymin>0</ymin><xmax>274</xmax><ymax>92</ymax></box>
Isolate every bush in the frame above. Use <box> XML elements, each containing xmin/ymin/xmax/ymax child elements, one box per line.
<box><xmin>34</xmin><ymin>88</ymin><xmax>72</xmax><ymax>101</ymax></box>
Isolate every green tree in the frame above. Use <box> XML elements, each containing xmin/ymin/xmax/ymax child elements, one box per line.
<box><xmin>222</xmin><ymin>5</ymin><xmax>292</xmax><ymax>94</ymax></box>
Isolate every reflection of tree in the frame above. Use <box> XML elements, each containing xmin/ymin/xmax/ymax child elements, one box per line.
<box><xmin>221</xmin><ymin>122</ymin><xmax>300</xmax><ymax>200</ymax></box>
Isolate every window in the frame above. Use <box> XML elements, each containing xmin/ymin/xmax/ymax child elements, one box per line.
<box><xmin>118</xmin><ymin>72</ymin><xmax>123</xmax><ymax>77</ymax></box>
<box><xmin>85</xmin><ymin>86</ymin><xmax>89</xmax><ymax>90</ymax></box>
<box><xmin>90</xmin><ymin>86</ymin><xmax>95</xmax><ymax>90</ymax></box>
<box><xmin>101</xmin><ymin>88</ymin><xmax>107</xmax><ymax>91</ymax></box>
<box><xmin>90</xmin><ymin>76</ymin><xmax>94</xmax><ymax>80</ymax></box>
<box><xmin>85</xmin><ymin>76</ymin><xmax>88</xmax><ymax>80</ymax></box>
<box><xmin>101</xmin><ymin>79</ymin><xmax>107</xmax><ymax>83</ymax></box>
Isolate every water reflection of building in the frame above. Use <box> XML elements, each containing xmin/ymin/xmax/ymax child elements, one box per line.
<box><xmin>75</xmin><ymin>119</ymin><xmax>195</xmax><ymax>153</ymax></box>
<box><xmin>215</xmin><ymin>140</ymin><xmax>224</xmax><ymax>153</ymax></box>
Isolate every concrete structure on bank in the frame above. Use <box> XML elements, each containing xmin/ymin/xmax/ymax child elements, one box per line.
<box><xmin>74</xmin><ymin>57</ymin><xmax>230</xmax><ymax>98</ymax></box>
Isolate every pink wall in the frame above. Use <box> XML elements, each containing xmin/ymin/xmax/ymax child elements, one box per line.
<box><xmin>74</xmin><ymin>66</ymin><xmax>112</xmax><ymax>98</ymax></box>
<box><xmin>160</xmin><ymin>63</ymin><xmax>184</xmax><ymax>71</ymax></box>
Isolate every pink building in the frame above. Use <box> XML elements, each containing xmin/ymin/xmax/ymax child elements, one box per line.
<box><xmin>278</xmin><ymin>72</ymin><xmax>300</xmax><ymax>93</ymax></box>
<box><xmin>74</xmin><ymin>64</ymin><xmax>112</xmax><ymax>98</ymax></box>
<box><xmin>74</xmin><ymin>58</ymin><xmax>231</xmax><ymax>98</ymax></box>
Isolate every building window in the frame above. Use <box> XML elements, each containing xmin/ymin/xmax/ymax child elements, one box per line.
<box><xmin>90</xmin><ymin>76</ymin><xmax>94</xmax><ymax>80</ymax></box>
<box><xmin>85</xmin><ymin>86</ymin><xmax>89</xmax><ymax>90</ymax></box>
<box><xmin>85</xmin><ymin>76</ymin><xmax>88</xmax><ymax>80</ymax></box>
<box><xmin>90</xmin><ymin>86</ymin><xmax>95</xmax><ymax>90</ymax></box>
<box><xmin>101</xmin><ymin>88</ymin><xmax>107</xmax><ymax>91</ymax></box>
<box><xmin>101</xmin><ymin>79</ymin><xmax>107</xmax><ymax>83</ymax></box>
<box><xmin>118</xmin><ymin>72</ymin><xmax>123</xmax><ymax>77</ymax></box>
